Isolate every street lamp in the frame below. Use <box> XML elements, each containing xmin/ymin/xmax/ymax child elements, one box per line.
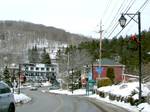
<box><xmin>119</xmin><ymin>12</ymin><xmax>142</xmax><ymax>101</ymax></box>
<box><xmin>118</xmin><ymin>14</ymin><xmax>127</xmax><ymax>28</ymax></box>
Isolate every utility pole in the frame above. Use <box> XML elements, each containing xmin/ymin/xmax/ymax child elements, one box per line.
<box><xmin>99</xmin><ymin>20</ymin><xmax>104</xmax><ymax>77</ymax></box>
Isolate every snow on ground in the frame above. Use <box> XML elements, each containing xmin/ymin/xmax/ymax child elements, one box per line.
<box><xmin>49</xmin><ymin>89</ymin><xmax>87</xmax><ymax>95</ymax></box>
<box><xmin>97</xmin><ymin>82</ymin><xmax>150</xmax><ymax>97</ymax></box>
<box><xmin>48</xmin><ymin>82</ymin><xmax>150</xmax><ymax>112</ymax></box>
<box><xmin>13</xmin><ymin>81</ymin><xmax>150</xmax><ymax>112</ymax></box>
<box><xmin>14</xmin><ymin>93</ymin><xmax>31</xmax><ymax>104</ymax></box>
<box><xmin>89</xmin><ymin>94</ymin><xmax>138</xmax><ymax>112</ymax></box>
<box><xmin>42</xmin><ymin>81</ymin><xmax>51</xmax><ymax>86</ymax></box>
<box><xmin>13</xmin><ymin>82</ymin><xmax>51</xmax><ymax>104</ymax></box>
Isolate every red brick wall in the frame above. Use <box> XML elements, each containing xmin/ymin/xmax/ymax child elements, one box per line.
<box><xmin>92</xmin><ymin>66</ymin><xmax>123</xmax><ymax>82</ymax></box>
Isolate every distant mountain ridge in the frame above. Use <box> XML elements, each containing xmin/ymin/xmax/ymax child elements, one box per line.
<box><xmin>0</xmin><ymin>20</ymin><xmax>89</xmax><ymax>44</ymax></box>
<box><xmin>0</xmin><ymin>20</ymin><xmax>90</xmax><ymax>66</ymax></box>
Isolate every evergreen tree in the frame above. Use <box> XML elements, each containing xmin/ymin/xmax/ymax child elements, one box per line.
<box><xmin>41</xmin><ymin>48</ymin><xmax>51</xmax><ymax>64</ymax></box>
<box><xmin>28</xmin><ymin>45</ymin><xmax>40</xmax><ymax>63</ymax></box>
<box><xmin>106</xmin><ymin>67</ymin><xmax>115</xmax><ymax>83</ymax></box>
<box><xmin>3</xmin><ymin>66</ymin><xmax>12</xmax><ymax>87</ymax></box>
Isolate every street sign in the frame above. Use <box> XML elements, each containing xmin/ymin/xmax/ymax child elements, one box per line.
<box><xmin>96</xmin><ymin>67</ymin><xmax>103</xmax><ymax>75</ymax></box>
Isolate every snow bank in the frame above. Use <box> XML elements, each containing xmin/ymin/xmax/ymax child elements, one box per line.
<box><xmin>138</xmin><ymin>103</ymin><xmax>150</xmax><ymax>112</ymax></box>
<box><xmin>42</xmin><ymin>81</ymin><xmax>51</xmax><ymax>86</ymax></box>
<box><xmin>97</xmin><ymin>82</ymin><xmax>150</xmax><ymax>97</ymax></box>
<box><xmin>47</xmin><ymin>83</ymin><xmax>150</xmax><ymax>112</ymax></box>
<box><xmin>49</xmin><ymin>89</ymin><xmax>87</xmax><ymax>96</ymax></box>
<box><xmin>14</xmin><ymin>93</ymin><xmax>31</xmax><ymax>104</ymax></box>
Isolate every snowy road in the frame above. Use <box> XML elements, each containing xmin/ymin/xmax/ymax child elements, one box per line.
<box><xmin>16</xmin><ymin>87</ymin><xmax>131</xmax><ymax>112</ymax></box>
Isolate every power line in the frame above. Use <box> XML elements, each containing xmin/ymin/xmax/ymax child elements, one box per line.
<box><xmin>105</xmin><ymin>0</ymin><xmax>126</xmax><ymax>33</ymax></box>
<box><xmin>103</xmin><ymin>0</ymin><xmax>121</xmax><ymax>26</ymax></box>
<box><xmin>105</xmin><ymin>0</ymin><xmax>137</xmax><ymax>38</ymax></box>
<box><xmin>115</xmin><ymin>0</ymin><xmax>150</xmax><ymax>38</ymax></box>
<box><xmin>101</xmin><ymin>0</ymin><xmax>112</xmax><ymax>19</ymax></box>
<box><xmin>138</xmin><ymin>0</ymin><xmax>150</xmax><ymax>12</ymax></box>
<box><xmin>124</xmin><ymin>0</ymin><xmax>137</xmax><ymax>13</ymax></box>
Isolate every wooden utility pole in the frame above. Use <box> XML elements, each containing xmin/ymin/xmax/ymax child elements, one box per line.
<box><xmin>99</xmin><ymin>20</ymin><xmax>104</xmax><ymax>77</ymax></box>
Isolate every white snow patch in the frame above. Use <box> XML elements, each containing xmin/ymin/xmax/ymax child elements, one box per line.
<box><xmin>14</xmin><ymin>93</ymin><xmax>31</xmax><ymax>104</ymax></box>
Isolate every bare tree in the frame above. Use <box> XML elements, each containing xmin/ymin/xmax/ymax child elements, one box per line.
<box><xmin>69</xmin><ymin>49</ymin><xmax>93</xmax><ymax>70</ymax></box>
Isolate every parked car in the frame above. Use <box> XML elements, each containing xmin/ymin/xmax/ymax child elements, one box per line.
<box><xmin>0</xmin><ymin>81</ymin><xmax>15</xmax><ymax>112</ymax></box>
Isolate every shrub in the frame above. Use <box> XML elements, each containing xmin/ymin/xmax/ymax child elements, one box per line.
<box><xmin>109</xmin><ymin>94</ymin><xmax>116</xmax><ymax>101</ymax></box>
<box><xmin>134</xmin><ymin>96</ymin><xmax>147</xmax><ymax>106</ymax></box>
<box><xmin>120</xmin><ymin>97</ymin><xmax>124</xmax><ymax>102</ymax></box>
<box><xmin>116</xmin><ymin>96</ymin><xmax>121</xmax><ymax>102</ymax></box>
<box><xmin>99</xmin><ymin>91</ymin><xmax>105</xmax><ymax>98</ymax></box>
<box><xmin>97</xmin><ymin>77</ymin><xmax>112</xmax><ymax>88</ymax></box>
<box><xmin>128</xmin><ymin>97</ymin><xmax>135</xmax><ymax>106</ymax></box>
<box><xmin>106</xmin><ymin>67</ymin><xmax>115</xmax><ymax>83</ymax></box>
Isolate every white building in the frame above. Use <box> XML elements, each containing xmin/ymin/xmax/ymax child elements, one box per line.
<box><xmin>23</xmin><ymin>63</ymin><xmax>58</xmax><ymax>82</ymax></box>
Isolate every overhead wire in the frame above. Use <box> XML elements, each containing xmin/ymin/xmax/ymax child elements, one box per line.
<box><xmin>101</xmin><ymin>0</ymin><xmax>112</xmax><ymax>19</ymax></box>
<box><xmin>115</xmin><ymin>0</ymin><xmax>150</xmax><ymax>38</ymax></box>
<box><xmin>105</xmin><ymin>0</ymin><xmax>126</xmax><ymax>34</ymax></box>
<box><xmin>94</xmin><ymin>0</ymin><xmax>111</xmax><ymax>37</ymax></box>
<box><xmin>106</xmin><ymin>0</ymin><xmax>137</xmax><ymax>38</ymax></box>
<box><xmin>103</xmin><ymin>0</ymin><xmax>120</xmax><ymax>27</ymax></box>
<box><xmin>138</xmin><ymin>0</ymin><xmax>150</xmax><ymax>12</ymax></box>
<box><xmin>105</xmin><ymin>0</ymin><xmax>137</xmax><ymax>38</ymax></box>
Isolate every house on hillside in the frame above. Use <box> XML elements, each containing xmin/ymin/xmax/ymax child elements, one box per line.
<box><xmin>92</xmin><ymin>58</ymin><xmax>125</xmax><ymax>83</ymax></box>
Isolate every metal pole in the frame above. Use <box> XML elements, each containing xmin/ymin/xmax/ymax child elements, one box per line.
<box><xmin>18</xmin><ymin>64</ymin><xmax>21</xmax><ymax>94</ymax></box>
<box><xmin>13</xmin><ymin>69</ymin><xmax>15</xmax><ymax>93</ymax></box>
<box><xmin>138</xmin><ymin>12</ymin><xmax>142</xmax><ymax>101</ymax></box>
<box><xmin>119</xmin><ymin>12</ymin><xmax>142</xmax><ymax>101</ymax></box>
<box><xmin>72</xmin><ymin>69</ymin><xmax>73</xmax><ymax>94</ymax></box>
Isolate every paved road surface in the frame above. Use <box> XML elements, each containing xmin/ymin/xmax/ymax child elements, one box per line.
<box><xmin>16</xmin><ymin>87</ymin><xmax>131</xmax><ymax>112</ymax></box>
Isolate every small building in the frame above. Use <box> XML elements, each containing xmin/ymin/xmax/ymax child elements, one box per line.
<box><xmin>23</xmin><ymin>63</ymin><xmax>58</xmax><ymax>82</ymax></box>
<box><xmin>88</xmin><ymin>58</ymin><xmax>125</xmax><ymax>83</ymax></box>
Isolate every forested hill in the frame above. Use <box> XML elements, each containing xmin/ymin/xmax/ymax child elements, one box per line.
<box><xmin>74</xmin><ymin>30</ymin><xmax>150</xmax><ymax>78</ymax></box>
<box><xmin>0</xmin><ymin>20</ymin><xmax>89</xmax><ymax>44</ymax></box>
<box><xmin>0</xmin><ymin>20</ymin><xmax>90</xmax><ymax>66</ymax></box>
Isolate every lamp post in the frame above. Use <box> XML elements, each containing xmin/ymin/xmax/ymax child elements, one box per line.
<box><xmin>72</xmin><ymin>69</ymin><xmax>74</xmax><ymax>94</ymax></box>
<box><xmin>18</xmin><ymin>64</ymin><xmax>21</xmax><ymax>94</ymax></box>
<box><xmin>119</xmin><ymin>12</ymin><xmax>142</xmax><ymax>101</ymax></box>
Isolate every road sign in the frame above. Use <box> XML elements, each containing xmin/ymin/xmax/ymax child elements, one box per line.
<box><xmin>96</xmin><ymin>67</ymin><xmax>103</xmax><ymax>75</ymax></box>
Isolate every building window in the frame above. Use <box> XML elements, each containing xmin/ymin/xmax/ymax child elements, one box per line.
<box><xmin>30</xmin><ymin>67</ymin><xmax>34</xmax><ymax>70</ymax></box>
<box><xmin>51</xmin><ymin>68</ymin><xmax>54</xmax><ymax>71</ymax></box>
<box><xmin>41</xmin><ymin>68</ymin><xmax>44</xmax><ymax>71</ymax></box>
<box><xmin>46</xmin><ymin>68</ymin><xmax>49</xmax><ymax>71</ymax></box>
<box><xmin>36</xmin><ymin>67</ymin><xmax>39</xmax><ymax>70</ymax></box>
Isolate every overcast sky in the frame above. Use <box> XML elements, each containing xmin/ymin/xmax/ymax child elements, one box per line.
<box><xmin>0</xmin><ymin>0</ymin><xmax>150</xmax><ymax>39</ymax></box>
